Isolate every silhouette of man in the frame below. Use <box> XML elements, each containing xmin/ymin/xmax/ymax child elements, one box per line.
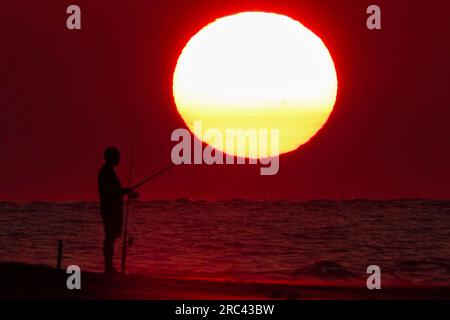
<box><xmin>98</xmin><ymin>147</ymin><xmax>138</xmax><ymax>274</ymax></box>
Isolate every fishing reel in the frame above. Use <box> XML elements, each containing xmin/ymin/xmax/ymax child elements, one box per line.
<box><xmin>127</xmin><ymin>236</ymin><xmax>135</xmax><ymax>247</ymax></box>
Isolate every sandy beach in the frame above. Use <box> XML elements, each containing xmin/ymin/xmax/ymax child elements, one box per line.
<box><xmin>1</xmin><ymin>262</ymin><xmax>450</xmax><ymax>300</ymax></box>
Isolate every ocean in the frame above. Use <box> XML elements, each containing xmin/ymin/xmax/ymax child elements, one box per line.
<box><xmin>1</xmin><ymin>199</ymin><xmax>450</xmax><ymax>286</ymax></box>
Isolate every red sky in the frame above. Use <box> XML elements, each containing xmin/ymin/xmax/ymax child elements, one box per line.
<box><xmin>1</xmin><ymin>0</ymin><xmax>449</xmax><ymax>201</ymax></box>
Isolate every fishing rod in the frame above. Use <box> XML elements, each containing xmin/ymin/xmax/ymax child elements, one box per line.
<box><xmin>121</xmin><ymin>119</ymin><xmax>138</xmax><ymax>275</ymax></box>
<box><xmin>130</xmin><ymin>163</ymin><xmax>176</xmax><ymax>191</ymax></box>
<box><xmin>129</xmin><ymin>131</ymin><xmax>239</xmax><ymax>193</ymax></box>
<box><xmin>121</xmin><ymin>151</ymin><xmax>176</xmax><ymax>273</ymax></box>
<box><xmin>129</xmin><ymin>127</ymin><xmax>237</xmax><ymax>191</ymax></box>
<box><xmin>129</xmin><ymin>132</ymin><xmax>233</xmax><ymax>191</ymax></box>
<box><xmin>120</xmin><ymin>163</ymin><xmax>176</xmax><ymax>274</ymax></box>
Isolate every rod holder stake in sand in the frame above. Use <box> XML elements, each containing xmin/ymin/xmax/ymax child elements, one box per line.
<box><xmin>56</xmin><ymin>240</ymin><xmax>63</xmax><ymax>270</ymax></box>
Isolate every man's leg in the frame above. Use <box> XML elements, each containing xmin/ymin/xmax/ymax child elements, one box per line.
<box><xmin>103</xmin><ymin>235</ymin><xmax>116</xmax><ymax>273</ymax></box>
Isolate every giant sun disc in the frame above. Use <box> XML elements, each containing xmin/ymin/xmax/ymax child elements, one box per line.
<box><xmin>173</xmin><ymin>12</ymin><xmax>338</xmax><ymax>158</ymax></box>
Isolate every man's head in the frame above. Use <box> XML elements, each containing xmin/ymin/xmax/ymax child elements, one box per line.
<box><xmin>104</xmin><ymin>147</ymin><xmax>120</xmax><ymax>166</ymax></box>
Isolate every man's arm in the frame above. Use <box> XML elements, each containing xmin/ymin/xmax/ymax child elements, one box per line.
<box><xmin>121</xmin><ymin>188</ymin><xmax>139</xmax><ymax>199</ymax></box>
<box><xmin>121</xmin><ymin>188</ymin><xmax>132</xmax><ymax>195</ymax></box>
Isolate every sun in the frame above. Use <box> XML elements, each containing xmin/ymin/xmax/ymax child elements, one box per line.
<box><xmin>173</xmin><ymin>12</ymin><xmax>338</xmax><ymax>158</ymax></box>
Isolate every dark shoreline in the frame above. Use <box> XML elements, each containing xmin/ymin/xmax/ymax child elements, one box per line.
<box><xmin>1</xmin><ymin>262</ymin><xmax>450</xmax><ymax>300</ymax></box>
